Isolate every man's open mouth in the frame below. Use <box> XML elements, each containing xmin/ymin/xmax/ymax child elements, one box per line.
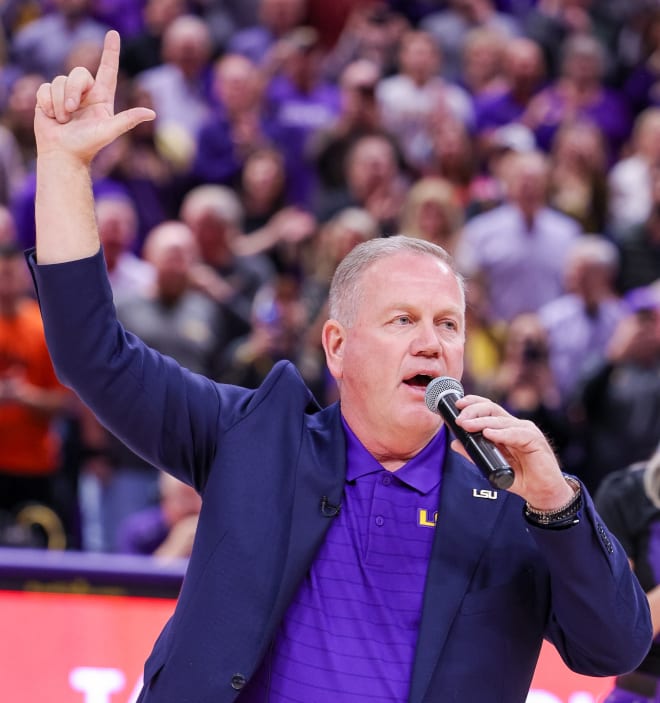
<box><xmin>404</xmin><ymin>374</ymin><xmax>435</xmax><ymax>388</ymax></box>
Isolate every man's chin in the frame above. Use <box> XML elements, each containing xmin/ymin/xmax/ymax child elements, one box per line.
<box><xmin>399</xmin><ymin>406</ymin><xmax>442</xmax><ymax>435</ymax></box>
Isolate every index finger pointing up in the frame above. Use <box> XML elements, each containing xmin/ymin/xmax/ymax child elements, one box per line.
<box><xmin>93</xmin><ymin>30</ymin><xmax>121</xmax><ymax>106</ymax></box>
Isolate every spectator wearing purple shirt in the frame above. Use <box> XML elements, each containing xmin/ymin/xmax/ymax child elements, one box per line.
<box><xmin>117</xmin><ymin>472</ymin><xmax>202</xmax><ymax>558</ymax></box>
<box><xmin>191</xmin><ymin>53</ymin><xmax>281</xmax><ymax>190</ymax></box>
<box><xmin>118</xmin><ymin>0</ymin><xmax>187</xmax><ymax>79</ymax></box>
<box><xmin>621</xmin><ymin>6</ymin><xmax>660</xmax><ymax>116</ymax></box>
<box><xmin>92</xmin><ymin>0</ymin><xmax>146</xmax><ymax>39</ymax></box>
<box><xmin>264</xmin><ymin>26</ymin><xmax>342</xmax><ymax>207</ymax></box>
<box><xmin>522</xmin><ymin>33</ymin><xmax>633</xmax><ymax>161</ymax></box>
<box><xmin>227</xmin><ymin>0</ymin><xmax>308</xmax><ymax>68</ymax></box>
<box><xmin>29</xmin><ymin>32</ymin><xmax>652</xmax><ymax>702</ymax></box>
<box><xmin>473</xmin><ymin>36</ymin><xmax>546</xmax><ymax>140</ymax></box>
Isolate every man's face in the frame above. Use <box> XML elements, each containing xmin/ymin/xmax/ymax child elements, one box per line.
<box><xmin>323</xmin><ymin>252</ymin><xmax>465</xmax><ymax>461</ymax></box>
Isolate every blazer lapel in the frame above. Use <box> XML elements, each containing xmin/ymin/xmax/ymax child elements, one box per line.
<box><xmin>262</xmin><ymin>402</ymin><xmax>347</xmax><ymax>637</ymax></box>
<box><xmin>408</xmin><ymin>449</ymin><xmax>510</xmax><ymax>703</ymax></box>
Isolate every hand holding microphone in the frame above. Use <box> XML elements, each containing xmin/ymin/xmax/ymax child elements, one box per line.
<box><xmin>425</xmin><ymin>377</ymin><xmax>515</xmax><ymax>490</ymax></box>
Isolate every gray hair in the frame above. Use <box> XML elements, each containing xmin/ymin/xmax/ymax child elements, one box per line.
<box><xmin>179</xmin><ymin>184</ymin><xmax>244</xmax><ymax>229</ymax></box>
<box><xmin>331</xmin><ymin>207</ymin><xmax>379</xmax><ymax>240</ymax></box>
<box><xmin>561</xmin><ymin>33</ymin><xmax>607</xmax><ymax>78</ymax></box>
<box><xmin>568</xmin><ymin>234</ymin><xmax>620</xmax><ymax>273</ymax></box>
<box><xmin>328</xmin><ymin>234</ymin><xmax>465</xmax><ymax>326</ymax></box>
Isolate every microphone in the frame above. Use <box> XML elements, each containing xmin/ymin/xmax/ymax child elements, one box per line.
<box><xmin>425</xmin><ymin>377</ymin><xmax>515</xmax><ymax>490</ymax></box>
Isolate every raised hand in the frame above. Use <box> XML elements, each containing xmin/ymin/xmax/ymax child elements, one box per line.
<box><xmin>34</xmin><ymin>30</ymin><xmax>155</xmax><ymax>165</ymax></box>
<box><xmin>34</xmin><ymin>30</ymin><xmax>155</xmax><ymax>263</ymax></box>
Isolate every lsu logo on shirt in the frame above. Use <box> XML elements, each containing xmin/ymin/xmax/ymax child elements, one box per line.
<box><xmin>418</xmin><ymin>489</ymin><xmax>499</xmax><ymax>527</ymax></box>
<box><xmin>418</xmin><ymin>509</ymin><xmax>438</xmax><ymax>528</ymax></box>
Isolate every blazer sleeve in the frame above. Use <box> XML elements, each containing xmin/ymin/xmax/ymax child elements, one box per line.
<box><xmin>27</xmin><ymin>248</ymin><xmax>258</xmax><ymax>491</ymax></box>
<box><xmin>532</xmin><ymin>482</ymin><xmax>652</xmax><ymax>676</ymax></box>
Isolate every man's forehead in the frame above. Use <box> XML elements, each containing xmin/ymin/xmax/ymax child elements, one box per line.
<box><xmin>365</xmin><ymin>252</ymin><xmax>454</xmax><ymax>279</ymax></box>
<box><xmin>358</xmin><ymin>254</ymin><xmax>463</xmax><ymax>307</ymax></box>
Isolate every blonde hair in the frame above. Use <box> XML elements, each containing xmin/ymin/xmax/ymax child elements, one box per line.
<box><xmin>399</xmin><ymin>177</ymin><xmax>464</xmax><ymax>249</ymax></box>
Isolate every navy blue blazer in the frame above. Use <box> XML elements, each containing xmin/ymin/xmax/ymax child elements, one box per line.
<box><xmin>29</xmin><ymin>250</ymin><xmax>652</xmax><ymax>703</ymax></box>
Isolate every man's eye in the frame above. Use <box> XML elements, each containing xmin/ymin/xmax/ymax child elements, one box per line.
<box><xmin>395</xmin><ymin>316</ymin><xmax>411</xmax><ymax>325</ymax></box>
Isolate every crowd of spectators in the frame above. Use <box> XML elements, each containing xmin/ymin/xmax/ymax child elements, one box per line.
<box><xmin>0</xmin><ymin>0</ymin><xmax>659</xmax><ymax>553</ymax></box>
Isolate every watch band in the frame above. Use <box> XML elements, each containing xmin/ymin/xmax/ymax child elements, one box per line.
<box><xmin>524</xmin><ymin>476</ymin><xmax>582</xmax><ymax>529</ymax></box>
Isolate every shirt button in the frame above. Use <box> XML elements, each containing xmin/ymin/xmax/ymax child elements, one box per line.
<box><xmin>375</xmin><ymin>515</ymin><xmax>385</xmax><ymax>527</ymax></box>
<box><xmin>383</xmin><ymin>475</ymin><xmax>392</xmax><ymax>486</ymax></box>
<box><xmin>231</xmin><ymin>674</ymin><xmax>247</xmax><ymax>690</ymax></box>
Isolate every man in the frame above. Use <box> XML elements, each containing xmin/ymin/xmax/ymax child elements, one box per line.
<box><xmin>572</xmin><ymin>283</ymin><xmax>660</xmax><ymax>494</ymax></box>
<box><xmin>594</xmin><ymin>445</ymin><xmax>660</xmax><ymax>702</ymax></box>
<box><xmin>455</xmin><ymin>149</ymin><xmax>581</xmax><ymax>324</ymax></box>
<box><xmin>30</xmin><ymin>32</ymin><xmax>651</xmax><ymax>703</ymax></box>
<box><xmin>538</xmin><ymin>234</ymin><xmax>624</xmax><ymax>405</ymax></box>
<box><xmin>0</xmin><ymin>241</ymin><xmax>71</xmax><ymax>536</ymax></box>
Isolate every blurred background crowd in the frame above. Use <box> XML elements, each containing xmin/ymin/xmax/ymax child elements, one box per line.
<box><xmin>0</xmin><ymin>0</ymin><xmax>659</xmax><ymax>557</ymax></box>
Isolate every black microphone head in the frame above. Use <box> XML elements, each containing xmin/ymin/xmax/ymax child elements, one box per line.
<box><xmin>425</xmin><ymin>376</ymin><xmax>464</xmax><ymax>414</ymax></box>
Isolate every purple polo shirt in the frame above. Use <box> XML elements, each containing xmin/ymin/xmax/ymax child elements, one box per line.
<box><xmin>241</xmin><ymin>421</ymin><xmax>447</xmax><ymax>702</ymax></box>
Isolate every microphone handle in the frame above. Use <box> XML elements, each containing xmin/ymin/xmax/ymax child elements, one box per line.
<box><xmin>439</xmin><ymin>394</ymin><xmax>515</xmax><ymax>490</ymax></box>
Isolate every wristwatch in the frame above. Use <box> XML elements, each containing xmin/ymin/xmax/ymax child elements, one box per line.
<box><xmin>524</xmin><ymin>476</ymin><xmax>582</xmax><ymax>529</ymax></box>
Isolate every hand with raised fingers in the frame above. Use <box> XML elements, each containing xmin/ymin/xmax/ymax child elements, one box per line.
<box><xmin>34</xmin><ymin>30</ymin><xmax>155</xmax><ymax>166</ymax></box>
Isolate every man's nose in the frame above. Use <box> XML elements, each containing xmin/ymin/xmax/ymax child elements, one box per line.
<box><xmin>411</xmin><ymin>321</ymin><xmax>442</xmax><ymax>356</ymax></box>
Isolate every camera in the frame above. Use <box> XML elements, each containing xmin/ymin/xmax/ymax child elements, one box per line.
<box><xmin>522</xmin><ymin>339</ymin><xmax>547</xmax><ymax>363</ymax></box>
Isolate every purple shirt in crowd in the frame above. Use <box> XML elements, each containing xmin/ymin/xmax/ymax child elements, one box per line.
<box><xmin>241</xmin><ymin>420</ymin><xmax>447</xmax><ymax>702</ymax></box>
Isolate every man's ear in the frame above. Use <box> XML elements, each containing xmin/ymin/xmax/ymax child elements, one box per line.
<box><xmin>321</xmin><ymin>318</ymin><xmax>345</xmax><ymax>381</ymax></box>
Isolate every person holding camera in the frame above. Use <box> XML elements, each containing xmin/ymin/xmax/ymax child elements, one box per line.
<box><xmin>574</xmin><ymin>283</ymin><xmax>660</xmax><ymax>493</ymax></box>
<box><xmin>595</xmin><ymin>445</ymin><xmax>660</xmax><ymax>702</ymax></box>
<box><xmin>481</xmin><ymin>312</ymin><xmax>573</xmax><ymax>465</ymax></box>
